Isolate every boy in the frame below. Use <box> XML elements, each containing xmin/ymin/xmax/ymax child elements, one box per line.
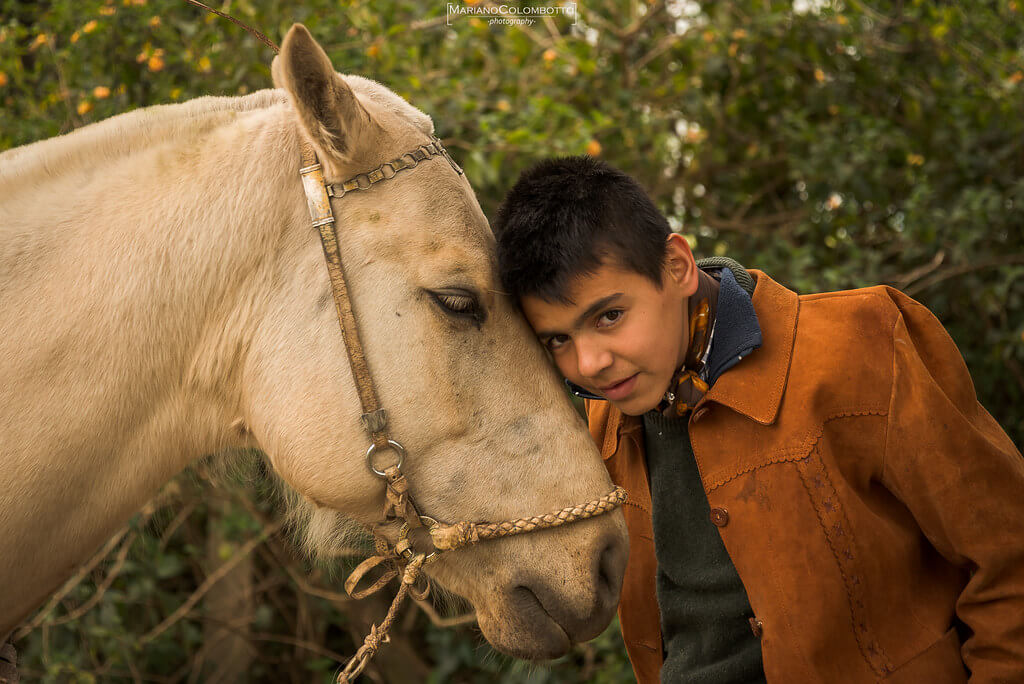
<box><xmin>493</xmin><ymin>156</ymin><xmax>1024</xmax><ymax>683</ymax></box>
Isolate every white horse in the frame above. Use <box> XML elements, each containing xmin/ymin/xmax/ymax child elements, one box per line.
<box><xmin>0</xmin><ymin>24</ymin><xmax>627</xmax><ymax>662</ymax></box>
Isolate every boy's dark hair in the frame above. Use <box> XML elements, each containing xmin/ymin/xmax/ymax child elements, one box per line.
<box><xmin>493</xmin><ymin>156</ymin><xmax>671</xmax><ymax>303</ymax></box>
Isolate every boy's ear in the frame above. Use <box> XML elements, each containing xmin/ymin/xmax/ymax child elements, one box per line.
<box><xmin>664</xmin><ymin>233</ymin><xmax>700</xmax><ymax>296</ymax></box>
<box><xmin>271</xmin><ymin>23</ymin><xmax>375</xmax><ymax>164</ymax></box>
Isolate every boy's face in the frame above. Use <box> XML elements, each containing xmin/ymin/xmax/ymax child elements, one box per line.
<box><xmin>520</xmin><ymin>235</ymin><xmax>699</xmax><ymax>416</ymax></box>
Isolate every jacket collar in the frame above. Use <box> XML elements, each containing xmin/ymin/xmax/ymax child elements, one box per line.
<box><xmin>601</xmin><ymin>269</ymin><xmax>799</xmax><ymax>457</ymax></box>
<box><xmin>703</xmin><ymin>269</ymin><xmax>799</xmax><ymax>425</ymax></box>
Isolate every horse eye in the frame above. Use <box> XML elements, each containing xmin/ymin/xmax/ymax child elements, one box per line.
<box><xmin>429</xmin><ymin>290</ymin><xmax>484</xmax><ymax>324</ymax></box>
<box><xmin>433</xmin><ymin>292</ymin><xmax>477</xmax><ymax>314</ymax></box>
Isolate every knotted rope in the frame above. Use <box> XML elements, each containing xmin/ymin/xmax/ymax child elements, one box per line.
<box><xmin>339</xmin><ymin>554</ymin><xmax>427</xmax><ymax>683</ymax></box>
<box><xmin>336</xmin><ymin>484</ymin><xmax>627</xmax><ymax>682</ymax></box>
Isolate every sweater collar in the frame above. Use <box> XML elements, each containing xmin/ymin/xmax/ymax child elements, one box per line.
<box><xmin>703</xmin><ymin>265</ymin><xmax>762</xmax><ymax>384</ymax></box>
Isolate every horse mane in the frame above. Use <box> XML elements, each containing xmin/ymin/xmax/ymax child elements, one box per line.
<box><xmin>0</xmin><ymin>74</ymin><xmax>434</xmax><ymax>192</ymax></box>
<box><xmin>0</xmin><ymin>90</ymin><xmax>283</xmax><ymax>190</ymax></box>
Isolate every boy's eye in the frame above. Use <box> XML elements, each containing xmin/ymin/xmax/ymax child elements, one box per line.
<box><xmin>547</xmin><ymin>334</ymin><xmax>569</xmax><ymax>351</ymax></box>
<box><xmin>598</xmin><ymin>309</ymin><xmax>623</xmax><ymax>327</ymax></box>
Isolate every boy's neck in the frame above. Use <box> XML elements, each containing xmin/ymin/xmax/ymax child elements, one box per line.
<box><xmin>657</xmin><ymin>268</ymin><xmax>723</xmax><ymax>414</ymax></box>
<box><xmin>684</xmin><ymin>268</ymin><xmax>721</xmax><ymax>363</ymax></box>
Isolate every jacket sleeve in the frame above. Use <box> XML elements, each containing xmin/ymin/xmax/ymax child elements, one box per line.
<box><xmin>882</xmin><ymin>292</ymin><xmax>1024</xmax><ymax>680</ymax></box>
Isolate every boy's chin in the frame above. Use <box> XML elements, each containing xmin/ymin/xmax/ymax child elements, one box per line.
<box><xmin>609</xmin><ymin>390</ymin><xmax>661</xmax><ymax>416</ymax></box>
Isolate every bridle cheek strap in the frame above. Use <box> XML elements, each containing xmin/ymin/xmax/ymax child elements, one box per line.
<box><xmin>299</xmin><ymin>142</ymin><xmax>389</xmax><ymax>450</ymax></box>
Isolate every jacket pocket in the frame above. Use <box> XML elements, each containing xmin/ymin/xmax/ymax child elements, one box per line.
<box><xmin>884</xmin><ymin>628</ymin><xmax>966</xmax><ymax>683</ymax></box>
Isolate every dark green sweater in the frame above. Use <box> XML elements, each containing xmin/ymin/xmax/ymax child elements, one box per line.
<box><xmin>642</xmin><ymin>261</ymin><xmax>766</xmax><ymax>683</ymax></box>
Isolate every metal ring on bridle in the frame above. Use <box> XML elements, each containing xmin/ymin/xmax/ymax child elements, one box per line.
<box><xmin>365</xmin><ymin>439</ymin><xmax>406</xmax><ymax>477</ymax></box>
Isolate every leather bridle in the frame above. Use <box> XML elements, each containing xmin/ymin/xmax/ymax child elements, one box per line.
<box><xmin>298</xmin><ymin>139</ymin><xmax>627</xmax><ymax>681</ymax></box>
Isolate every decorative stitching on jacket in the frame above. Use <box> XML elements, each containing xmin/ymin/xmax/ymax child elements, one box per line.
<box><xmin>705</xmin><ymin>409</ymin><xmax>888</xmax><ymax>492</ymax></box>
<box><xmin>623</xmin><ymin>500</ymin><xmax>651</xmax><ymax>515</ymax></box>
<box><xmin>796</xmin><ymin>445</ymin><xmax>895</xmax><ymax>677</ymax></box>
<box><xmin>705</xmin><ymin>447</ymin><xmax>814</xmax><ymax>492</ymax></box>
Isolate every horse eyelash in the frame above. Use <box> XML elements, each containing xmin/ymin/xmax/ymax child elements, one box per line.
<box><xmin>436</xmin><ymin>294</ymin><xmax>476</xmax><ymax>312</ymax></box>
<box><xmin>429</xmin><ymin>291</ymin><xmax>484</xmax><ymax>324</ymax></box>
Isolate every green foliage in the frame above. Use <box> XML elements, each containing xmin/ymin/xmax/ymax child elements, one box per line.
<box><xmin>3</xmin><ymin>0</ymin><xmax>1023</xmax><ymax>680</ymax></box>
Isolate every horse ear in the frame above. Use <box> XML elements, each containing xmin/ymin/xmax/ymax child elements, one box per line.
<box><xmin>272</xmin><ymin>24</ymin><xmax>373</xmax><ymax>163</ymax></box>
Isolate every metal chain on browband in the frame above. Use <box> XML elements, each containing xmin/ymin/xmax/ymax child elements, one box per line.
<box><xmin>326</xmin><ymin>138</ymin><xmax>463</xmax><ymax>199</ymax></box>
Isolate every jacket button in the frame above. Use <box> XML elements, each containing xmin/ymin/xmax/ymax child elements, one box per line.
<box><xmin>709</xmin><ymin>507</ymin><xmax>729</xmax><ymax>527</ymax></box>
<box><xmin>692</xmin><ymin>407</ymin><xmax>709</xmax><ymax>422</ymax></box>
<box><xmin>749</xmin><ymin>617</ymin><xmax>763</xmax><ymax>638</ymax></box>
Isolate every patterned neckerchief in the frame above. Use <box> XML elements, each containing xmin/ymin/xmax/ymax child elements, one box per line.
<box><xmin>655</xmin><ymin>296</ymin><xmax>716</xmax><ymax>418</ymax></box>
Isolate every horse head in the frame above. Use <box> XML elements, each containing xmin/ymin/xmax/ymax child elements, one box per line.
<box><xmin>240</xmin><ymin>24</ymin><xmax>628</xmax><ymax>659</ymax></box>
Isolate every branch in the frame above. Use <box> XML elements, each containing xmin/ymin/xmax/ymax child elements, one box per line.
<box><xmin>44</xmin><ymin>37</ymin><xmax>80</xmax><ymax>132</ymax></box>
<box><xmin>1005</xmin><ymin>356</ymin><xmax>1024</xmax><ymax>397</ymax></box>
<box><xmin>702</xmin><ymin>208</ymin><xmax>808</xmax><ymax>234</ymax></box>
<box><xmin>49</xmin><ymin>531</ymin><xmax>138</xmax><ymax>626</ymax></box>
<box><xmin>634</xmin><ymin>32</ymin><xmax>683</xmax><ymax>73</ymax></box>
<box><xmin>412</xmin><ymin>597</ymin><xmax>477</xmax><ymax>628</ymax></box>
<box><xmin>887</xmin><ymin>249</ymin><xmax>946</xmax><ymax>290</ymax></box>
<box><xmin>140</xmin><ymin>521</ymin><xmax>283</xmax><ymax>644</ymax></box>
<box><xmin>15</xmin><ymin>526</ymin><xmax>130</xmax><ymax>638</ymax></box>
<box><xmin>157</xmin><ymin>499</ymin><xmax>199</xmax><ymax>553</ymax></box>
<box><xmin>247</xmin><ymin>631</ymin><xmax>350</xmax><ymax>662</ymax></box>
<box><xmin>905</xmin><ymin>255</ymin><xmax>1024</xmax><ymax>297</ymax></box>
<box><xmin>729</xmin><ymin>175</ymin><xmax>791</xmax><ymax>223</ymax></box>
<box><xmin>481</xmin><ymin>0</ymin><xmax>580</xmax><ymax>66</ymax></box>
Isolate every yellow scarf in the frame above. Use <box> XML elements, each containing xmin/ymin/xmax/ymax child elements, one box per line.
<box><xmin>655</xmin><ymin>297</ymin><xmax>713</xmax><ymax>418</ymax></box>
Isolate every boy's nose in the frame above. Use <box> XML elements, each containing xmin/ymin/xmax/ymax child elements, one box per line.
<box><xmin>575</xmin><ymin>338</ymin><xmax>613</xmax><ymax>379</ymax></box>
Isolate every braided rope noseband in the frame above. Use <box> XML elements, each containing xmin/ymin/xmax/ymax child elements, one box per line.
<box><xmin>298</xmin><ymin>140</ymin><xmax>627</xmax><ymax>683</ymax></box>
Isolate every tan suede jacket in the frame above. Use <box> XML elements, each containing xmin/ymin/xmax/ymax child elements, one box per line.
<box><xmin>586</xmin><ymin>269</ymin><xmax>1024</xmax><ymax>684</ymax></box>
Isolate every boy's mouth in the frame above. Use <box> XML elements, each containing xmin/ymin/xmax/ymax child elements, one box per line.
<box><xmin>599</xmin><ymin>373</ymin><xmax>639</xmax><ymax>401</ymax></box>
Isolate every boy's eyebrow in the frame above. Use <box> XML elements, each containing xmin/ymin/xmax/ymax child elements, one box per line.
<box><xmin>535</xmin><ymin>292</ymin><xmax>624</xmax><ymax>339</ymax></box>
